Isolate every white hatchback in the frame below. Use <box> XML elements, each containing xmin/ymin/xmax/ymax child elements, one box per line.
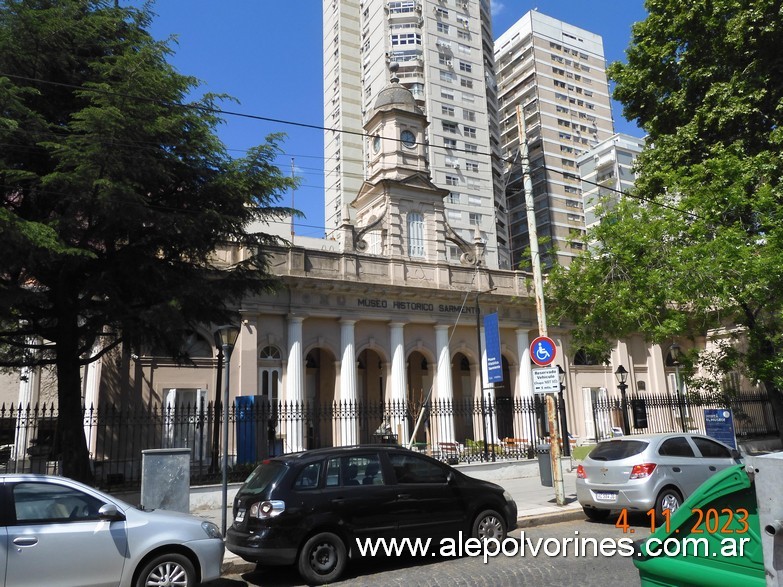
<box><xmin>0</xmin><ymin>474</ymin><xmax>224</xmax><ymax>587</ymax></box>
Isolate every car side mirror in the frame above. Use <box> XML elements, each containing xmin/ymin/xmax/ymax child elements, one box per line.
<box><xmin>98</xmin><ymin>503</ymin><xmax>126</xmax><ymax>522</ymax></box>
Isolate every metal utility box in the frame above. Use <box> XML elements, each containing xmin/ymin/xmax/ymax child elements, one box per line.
<box><xmin>140</xmin><ymin>448</ymin><xmax>190</xmax><ymax>513</ymax></box>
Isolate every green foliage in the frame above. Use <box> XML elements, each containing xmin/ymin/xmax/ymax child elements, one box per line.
<box><xmin>0</xmin><ymin>0</ymin><xmax>299</xmax><ymax>481</ymax></box>
<box><xmin>548</xmin><ymin>0</ymin><xmax>783</xmax><ymax>434</ymax></box>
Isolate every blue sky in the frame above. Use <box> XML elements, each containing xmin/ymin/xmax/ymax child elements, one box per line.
<box><xmin>142</xmin><ymin>1</ymin><xmax>648</xmax><ymax>238</ymax></box>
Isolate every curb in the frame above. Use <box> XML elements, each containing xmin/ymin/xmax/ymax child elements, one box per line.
<box><xmin>516</xmin><ymin>507</ymin><xmax>584</xmax><ymax>529</ymax></box>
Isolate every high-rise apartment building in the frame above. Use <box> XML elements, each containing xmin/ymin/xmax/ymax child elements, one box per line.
<box><xmin>494</xmin><ymin>11</ymin><xmax>615</xmax><ymax>269</ymax></box>
<box><xmin>578</xmin><ymin>133</ymin><xmax>644</xmax><ymax>233</ymax></box>
<box><xmin>323</xmin><ymin>0</ymin><xmax>511</xmax><ymax>269</ymax></box>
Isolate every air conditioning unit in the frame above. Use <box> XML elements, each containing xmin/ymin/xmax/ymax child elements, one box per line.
<box><xmin>446</xmin><ymin>60</ymin><xmax>453</xmax><ymax>67</ymax></box>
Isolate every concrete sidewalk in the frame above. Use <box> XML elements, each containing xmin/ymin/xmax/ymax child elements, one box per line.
<box><xmin>186</xmin><ymin>457</ymin><xmax>583</xmax><ymax>573</ymax></box>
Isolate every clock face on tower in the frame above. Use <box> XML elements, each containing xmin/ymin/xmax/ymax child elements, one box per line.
<box><xmin>400</xmin><ymin>130</ymin><xmax>416</xmax><ymax>148</ymax></box>
<box><xmin>372</xmin><ymin>135</ymin><xmax>381</xmax><ymax>153</ymax></box>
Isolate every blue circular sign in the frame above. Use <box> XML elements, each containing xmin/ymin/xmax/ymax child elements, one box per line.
<box><xmin>530</xmin><ymin>336</ymin><xmax>556</xmax><ymax>366</ymax></box>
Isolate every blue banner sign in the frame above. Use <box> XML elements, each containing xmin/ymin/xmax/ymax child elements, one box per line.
<box><xmin>704</xmin><ymin>409</ymin><xmax>737</xmax><ymax>449</ymax></box>
<box><xmin>484</xmin><ymin>312</ymin><xmax>503</xmax><ymax>384</ymax></box>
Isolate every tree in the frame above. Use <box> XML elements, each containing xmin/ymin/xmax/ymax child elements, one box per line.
<box><xmin>0</xmin><ymin>0</ymin><xmax>298</xmax><ymax>483</ymax></box>
<box><xmin>547</xmin><ymin>0</ymin><xmax>783</xmax><ymax>438</ymax></box>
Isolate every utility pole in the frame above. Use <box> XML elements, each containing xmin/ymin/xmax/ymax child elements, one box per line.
<box><xmin>516</xmin><ymin>104</ymin><xmax>565</xmax><ymax>506</ymax></box>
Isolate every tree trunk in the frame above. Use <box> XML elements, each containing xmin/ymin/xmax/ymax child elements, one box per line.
<box><xmin>55</xmin><ymin>315</ymin><xmax>94</xmax><ymax>484</ymax></box>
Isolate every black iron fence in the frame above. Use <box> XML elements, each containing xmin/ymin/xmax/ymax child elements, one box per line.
<box><xmin>0</xmin><ymin>391</ymin><xmax>776</xmax><ymax>489</ymax></box>
<box><xmin>591</xmin><ymin>391</ymin><xmax>777</xmax><ymax>441</ymax></box>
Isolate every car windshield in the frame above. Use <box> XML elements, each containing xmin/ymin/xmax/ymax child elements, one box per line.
<box><xmin>589</xmin><ymin>440</ymin><xmax>648</xmax><ymax>461</ymax></box>
<box><xmin>241</xmin><ymin>461</ymin><xmax>288</xmax><ymax>495</ymax></box>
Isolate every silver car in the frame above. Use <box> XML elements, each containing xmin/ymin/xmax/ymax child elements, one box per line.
<box><xmin>0</xmin><ymin>474</ymin><xmax>224</xmax><ymax>587</ymax></box>
<box><xmin>576</xmin><ymin>433</ymin><xmax>742</xmax><ymax>521</ymax></box>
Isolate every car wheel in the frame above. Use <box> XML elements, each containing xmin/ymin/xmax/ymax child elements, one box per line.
<box><xmin>297</xmin><ymin>531</ymin><xmax>347</xmax><ymax>585</ymax></box>
<box><xmin>472</xmin><ymin>509</ymin><xmax>507</xmax><ymax>541</ymax></box>
<box><xmin>135</xmin><ymin>553</ymin><xmax>195</xmax><ymax>587</ymax></box>
<box><xmin>655</xmin><ymin>488</ymin><xmax>683</xmax><ymax>519</ymax></box>
<box><xmin>582</xmin><ymin>506</ymin><xmax>611</xmax><ymax>522</ymax></box>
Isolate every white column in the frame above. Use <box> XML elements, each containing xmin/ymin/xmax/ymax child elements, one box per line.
<box><xmin>285</xmin><ymin>316</ymin><xmax>305</xmax><ymax>452</ymax></box>
<box><xmin>389</xmin><ymin>322</ymin><xmax>409</xmax><ymax>444</ymax></box>
<box><xmin>15</xmin><ymin>364</ymin><xmax>38</xmax><ymax>460</ymax></box>
<box><xmin>435</xmin><ymin>325</ymin><xmax>455</xmax><ymax>444</ymax></box>
<box><xmin>516</xmin><ymin>329</ymin><xmax>535</xmax><ymax>444</ymax></box>
<box><xmin>339</xmin><ymin>319</ymin><xmax>358</xmax><ymax>445</ymax></box>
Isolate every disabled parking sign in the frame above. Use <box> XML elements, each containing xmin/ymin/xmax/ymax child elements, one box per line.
<box><xmin>530</xmin><ymin>336</ymin><xmax>556</xmax><ymax>366</ymax></box>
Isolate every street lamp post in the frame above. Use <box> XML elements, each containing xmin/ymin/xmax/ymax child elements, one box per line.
<box><xmin>615</xmin><ymin>365</ymin><xmax>631</xmax><ymax>436</ymax></box>
<box><xmin>670</xmin><ymin>343</ymin><xmax>688</xmax><ymax>433</ymax></box>
<box><xmin>557</xmin><ymin>365</ymin><xmax>570</xmax><ymax>457</ymax></box>
<box><xmin>214</xmin><ymin>324</ymin><xmax>240</xmax><ymax>537</ymax></box>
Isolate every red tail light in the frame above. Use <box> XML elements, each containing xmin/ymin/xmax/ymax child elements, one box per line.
<box><xmin>576</xmin><ymin>464</ymin><xmax>586</xmax><ymax>479</ymax></box>
<box><xmin>630</xmin><ymin>463</ymin><xmax>657</xmax><ymax>479</ymax></box>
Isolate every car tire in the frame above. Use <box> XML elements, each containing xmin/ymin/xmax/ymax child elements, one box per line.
<box><xmin>582</xmin><ymin>506</ymin><xmax>611</xmax><ymax>522</ymax></box>
<box><xmin>135</xmin><ymin>552</ymin><xmax>195</xmax><ymax>587</ymax></box>
<box><xmin>655</xmin><ymin>487</ymin><xmax>683</xmax><ymax>519</ymax></box>
<box><xmin>297</xmin><ymin>531</ymin><xmax>347</xmax><ymax>585</ymax></box>
<box><xmin>472</xmin><ymin>509</ymin><xmax>507</xmax><ymax>541</ymax></box>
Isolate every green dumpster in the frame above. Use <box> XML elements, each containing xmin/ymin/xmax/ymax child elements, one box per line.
<box><xmin>633</xmin><ymin>464</ymin><xmax>764</xmax><ymax>587</ymax></box>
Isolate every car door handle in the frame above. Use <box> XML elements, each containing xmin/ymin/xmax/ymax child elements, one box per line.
<box><xmin>397</xmin><ymin>493</ymin><xmax>411</xmax><ymax>499</ymax></box>
<box><xmin>13</xmin><ymin>537</ymin><xmax>38</xmax><ymax>547</ymax></box>
<box><xmin>709</xmin><ymin>466</ymin><xmax>717</xmax><ymax>471</ymax></box>
<box><xmin>331</xmin><ymin>499</ymin><xmax>346</xmax><ymax>505</ymax></box>
<box><xmin>672</xmin><ymin>467</ymin><xmax>681</xmax><ymax>472</ymax></box>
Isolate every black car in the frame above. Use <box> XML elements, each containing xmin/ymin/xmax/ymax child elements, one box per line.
<box><xmin>226</xmin><ymin>445</ymin><xmax>518</xmax><ymax>584</ymax></box>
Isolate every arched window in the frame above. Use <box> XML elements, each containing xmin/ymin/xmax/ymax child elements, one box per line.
<box><xmin>573</xmin><ymin>348</ymin><xmax>601</xmax><ymax>365</ymax></box>
<box><xmin>408</xmin><ymin>212</ymin><xmax>425</xmax><ymax>257</ymax></box>
<box><xmin>259</xmin><ymin>345</ymin><xmax>282</xmax><ymax>400</ymax></box>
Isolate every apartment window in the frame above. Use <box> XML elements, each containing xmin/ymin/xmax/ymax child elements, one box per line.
<box><xmin>440</xmin><ymin>71</ymin><xmax>456</xmax><ymax>82</ymax></box>
<box><xmin>457</xmin><ymin>43</ymin><xmax>471</xmax><ymax>54</ymax></box>
<box><xmin>459</xmin><ymin>61</ymin><xmax>472</xmax><ymax>73</ymax></box>
<box><xmin>456</xmin><ymin>16</ymin><xmax>469</xmax><ymax>28</ymax></box>
<box><xmin>388</xmin><ymin>1</ymin><xmax>416</xmax><ymax>14</ymax></box>
<box><xmin>465</xmin><ymin>160</ymin><xmax>478</xmax><ymax>172</ymax></box>
<box><xmin>464</xmin><ymin>143</ymin><xmax>478</xmax><ymax>153</ymax></box>
<box><xmin>442</xmin><ymin>121</ymin><xmax>458</xmax><ymax>133</ymax></box>
<box><xmin>445</xmin><ymin>156</ymin><xmax>460</xmax><ymax>168</ymax></box>
<box><xmin>462</xmin><ymin>109</ymin><xmax>476</xmax><ymax>122</ymax></box>
<box><xmin>461</xmin><ymin>92</ymin><xmax>475</xmax><ymax>103</ymax></box>
<box><xmin>468</xmin><ymin>195</ymin><xmax>482</xmax><ymax>206</ymax></box>
<box><xmin>460</xmin><ymin>78</ymin><xmax>473</xmax><ymax>89</ymax></box>
<box><xmin>554</xmin><ymin>80</ymin><xmax>566</xmax><ymax>89</ymax></box>
<box><xmin>463</xmin><ymin>126</ymin><xmax>477</xmax><ymax>138</ymax></box>
<box><xmin>445</xmin><ymin>174</ymin><xmax>460</xmax><ymax>186</ymax></box>
<box><xmin>442</xmin><ymin>105</ymin><xmax>455</xmax><ymax>116</ymax></box>
<box><xmin>447</xmin><ymin>209</ymin><xmax>462</xmax><ymax>221</ymax></box>
<box><xmin>441</xmin><ymin>89</ymin><xmax>455</xmax><ymax>100</ymax></box>
<box><xmin>435</xmin><ymin>7</ymin><xmax>449</xmax><ymax>17</ymax></box>
<box><xmin>408</xmin><ymin>212</ymin><xmax>425</xmax><ymax>258</ymax></box>
<box><xmin>469</xmin><ymin>212</ymin><xmax>481</xmax><ymax>225</ymax></box>
<box><xmin>391</xmin><ymin>33</ymin><xmax>421</xmax><ymax>46</ymax></box>
<box><xmin>446</xmin><ymin>192</ymin><xmax>460</xmax><ymax>204</ymax></box>
<box><xmin>444</xmin><ymin>137</ymin><xmax>457</xmax><ymax>149</ymax></box>
<box><xmin>566</xmin><ymin>199</ymin><xmax>581</xmax><ymax>208</ymax></box>
<box><xmin>437</xmin><ymin>22</ymin><xmax>450</xmax><ymax>33</ymax></box>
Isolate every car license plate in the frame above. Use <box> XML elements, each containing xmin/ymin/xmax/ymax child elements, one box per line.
<box><xmin>235</xmin><ymin>509</ymin><xmax>245</xmax><ymax>523</ymax></box>
<box><xmin>594</xmin><ymin>491</ymin><xmax>617</xmax><ymax>502</ymax></box>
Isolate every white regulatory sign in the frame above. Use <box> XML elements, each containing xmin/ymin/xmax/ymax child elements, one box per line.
<box><xmin>532</xmin><ymin>367</ymin><xmax>560</xmax><ymax>394</ymax></box>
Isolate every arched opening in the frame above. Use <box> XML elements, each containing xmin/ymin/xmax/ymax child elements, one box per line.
<box><xmin>451</xmin><ymin>353</ymin><xmax>474</xmax><ymax>443</ymax></box>
<box><xmin>305</xmin><ymin>347</ymin><xmax>337</xmax><ymax>449</ymax></box>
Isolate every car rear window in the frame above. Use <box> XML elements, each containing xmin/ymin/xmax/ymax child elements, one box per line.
<box><xmin>241</xmin><ymin>461</ymin><xmax>288</xmax><ymax>495</ymax></box>
<box><xmin>589</xmin><ymin>440</ymin><xmax>648</xmax><ymax>461</ymax></box>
